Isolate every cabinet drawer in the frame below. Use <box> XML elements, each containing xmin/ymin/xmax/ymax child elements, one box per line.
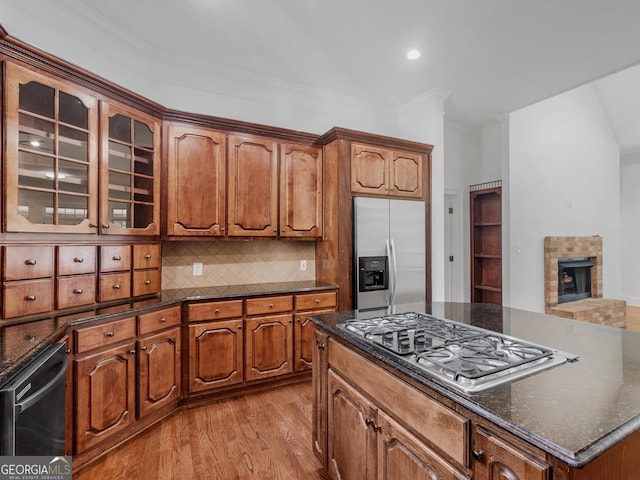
<box><xmin>133</xmin><ymin>244</ymin><xmax>161</xmax><ymax>270</ymax></box>
<box><xmin>2</xmin><ymin>279</ymin><xmax>54</xmax><ymax>318</ymax></box>
<box><xmin>245</xmin><ymin>295</ymin><xmax>293</xmax><ymax>315</ymax></box>
<box><xmin>56</xmin><ymin>275</ymin><xmax>96</xmax><ymax>309</ymax></box>
<box><xmin>132</xmin><ymin>269</ymin><xmax>161</xmax><ymax>297</ymax></box>
<box><xmin>98</xmin><ymin>272</ymin><xmax>132</xmax><ymax>302</ymax></box>
<box><xmin>100</xmin><ymin>245</ymin><xmax>132</xmax><ymax>273</ymax></box>
<box><xmin>57</xmin><ymin>245</ymin><xmax>97</xmax><ymax>276</ymax></box>
<box><xmin>138</xmin><ymin>306</ymin><xmax>181</xmax><ymax>335</ymax></box>
<box><xmin>3</xmin><ymin>245</ymin><xmax>54</xmax><ymax>281</ymax></box>
<box><xmin>1</xmin><ymin>318</ymin><xmax>55</xmax><ymax>359</ymax></box>
<box><xmin>187</xmin><ymin>300</ymin><xmax>243</xmax><ymax>322</ymax></box>
<box><xmin>295</xmin><ymin>291</ymin><xmax>337</xmax><ymax>311</ymax></box>
<box><xmin>75</xmin><ymin>316</ymin><xmax>137</xmax><ymax>353</ymax></box>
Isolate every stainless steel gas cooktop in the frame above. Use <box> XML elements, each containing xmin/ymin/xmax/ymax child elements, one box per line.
<box><xmin>338</xmin><ymin>312</ymin><xmax>578</xmax><ymax>393</ymax></box>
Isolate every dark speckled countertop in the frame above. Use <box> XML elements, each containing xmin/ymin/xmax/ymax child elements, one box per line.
<box><xmin>310</xmin><ymin>302</ymin><xmax>640</xmax><ymax>468</ymax></box>
<box><xmin>0</xmin><ymin>281</ymin><xmax>337</xmax><ymax>381</ymax></box>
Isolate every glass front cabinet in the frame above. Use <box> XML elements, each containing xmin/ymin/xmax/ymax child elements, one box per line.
<box><xmin>3</xmin><ymin>62</ymin><xmax>161</xmax><ymax>236</ymax></box>
<box><xmin>4</xmin><ymin>62</ymin><xmax>99</xmax><ymax>233</ymax></box>
<box><xmin>99</xmin><ymin>101</ymin><xmax>160</xmax><ymax>235</ymax></box>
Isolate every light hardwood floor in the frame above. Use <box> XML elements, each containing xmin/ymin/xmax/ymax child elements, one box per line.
<box><xmin>626</xmin><ymin>306</ymin><xmax>640</xmax><ymax>332</ymax></box>
<box><xmin>73</xmin><ymin>381</ymin><xmax>327</xmax><ymax>480</ymax></box>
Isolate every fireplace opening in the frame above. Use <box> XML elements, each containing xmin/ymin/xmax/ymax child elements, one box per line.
<box><xmin>558</xmin><ymin>257</ymin><xmax>594</xmax><ymax>304</ymax></box>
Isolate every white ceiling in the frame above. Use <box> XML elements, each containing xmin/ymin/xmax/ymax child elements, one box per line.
<box><xmin>3</xmin><ymin>0</ymin><xmax>640</xmax><ymax>144</ymax></box>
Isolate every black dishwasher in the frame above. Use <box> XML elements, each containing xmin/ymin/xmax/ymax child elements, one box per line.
<box><xmin>0</xmin><ymin>342</ymin><xmax>68</xmax><ymax>455</ymax></box>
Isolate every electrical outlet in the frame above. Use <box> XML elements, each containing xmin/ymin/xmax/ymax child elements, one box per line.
<box><xmin>299</xmin><ymin>260</ymin><xmax>307</xmax><ymax>271</ymax></box>
<box><xmin>193</xmin><ymin>262</ymin><xmax>203</xmax><ymax>276</ymax></box>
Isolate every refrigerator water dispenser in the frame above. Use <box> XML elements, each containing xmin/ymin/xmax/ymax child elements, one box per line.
<box><xmin>358</xmin><ymin>256</ymin><xmax>389</xmax><ymax>292</ymax></box>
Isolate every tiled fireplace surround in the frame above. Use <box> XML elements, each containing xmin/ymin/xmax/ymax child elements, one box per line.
<box><xmin>544</xmin><ymin>236</ymin><xmax>626</xmax><ymax>327</ymax></box>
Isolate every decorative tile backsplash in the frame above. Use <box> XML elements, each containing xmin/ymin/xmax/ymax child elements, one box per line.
<box><xmin>161</xmin><ymin>241</ymin><xmax>316</xmax><ymax>289</ymax></box>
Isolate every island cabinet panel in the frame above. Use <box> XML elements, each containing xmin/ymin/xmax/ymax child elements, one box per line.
<box><xmin>279</xmin><ymin>143</ymin><xmax>323</xmax><ymax>238</ymax></box>
<box><xmin>74</xmin><ymin>341</ymin><xmax>137</xmax><ymax>453</ymax></box>
<box><xmin>244</xmin><ymin>313</ymin><xmax>294</xmax><ymax>381</ymax></box>
<box><xmin>472</xmin><ymin>427</ymin><xmax>549</xmax><ymax>480</ymax></box>
<box><xmin>227</xmin><ymin>134</ymin><xmax>279</xmax><ymax>237</ymax></box>
<box><xmin>188</xmin><ymin>319</ymin><xmax>244</xmax><ymax>392</ymax></box>
<box><xmin>137</xmin><ymin>327</ymin><xmax>181</xmax><ymax>418</ymax></box>
<box><xmin>165</xmin><ymin>124</ymin><xmax>227</xmax><ymax>236</ymax></box>
<box><xmin>377</xmin><ymin>411</ymin><xmax>469</xmax><ymax>480</ymax></box>
<box><xmin>328</xmin><ymin>338</ymin><xmax>469</xmax><ymax>468</ymax></box>
<box><xmin>312</xmin><ymin>328</ymin><xmax>329</xmax><ymax>466</ymax></box>
<box><xmin>327</xmin><ymin>370</ymin><xmax>378</xmax><ymax>480</ymax></box>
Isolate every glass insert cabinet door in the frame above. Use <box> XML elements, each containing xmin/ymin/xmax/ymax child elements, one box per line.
<box><xmin>100</xmin><ymin>101</ymin><xmax>160</xmax><ymax>235</ymax></box>
<box><xmin>4</xmin><ymin>62</ymin><xmax>99</xmax><ymax>233</ymax></box>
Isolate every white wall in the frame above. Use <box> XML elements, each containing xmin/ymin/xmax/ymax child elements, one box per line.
<box><xmin>621</xmin><ymin>153</ymin><xmax>640</xmax><ymax>306</ymax></box>
<box><xmin>508</xmin><ymin>84</ymin><xmax>621</xmax><ymax>312</ymax></box>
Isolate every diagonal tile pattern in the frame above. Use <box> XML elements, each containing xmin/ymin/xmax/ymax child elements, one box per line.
<box><xmin>161</xmin><ymin>241</ymin><xmax>316</xmax><ymax>289</ymax></box>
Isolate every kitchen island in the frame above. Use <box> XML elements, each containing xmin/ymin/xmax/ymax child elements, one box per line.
<box><xmin>311</xmin><ymin>302</ymin><xmax>640</xmax><ymax>479</ymax></box>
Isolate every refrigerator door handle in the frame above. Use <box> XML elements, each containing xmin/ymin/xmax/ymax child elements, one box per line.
<box><xmin>385</xmin><ymin>238</ymin><xmax>393</xmax><ymax>305</ymax></box>
<box><xmin>390</xmin><ymin>238</ymin><xmax>398</xmax><ymax>305</ymax></box>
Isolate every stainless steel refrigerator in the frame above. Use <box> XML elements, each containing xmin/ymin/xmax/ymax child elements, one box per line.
<box><xmin>353</xmin><ymin>197</ymin><xmax>426</xmax><ymax>310</ymax></box>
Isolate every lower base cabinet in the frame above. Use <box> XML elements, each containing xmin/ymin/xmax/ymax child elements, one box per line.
<box><xmin>74</xmin><ymin>341</ymin><xmax>137</xmax><ymax>453</ymax></box>
<box><xmin>245</xmin><ymin>313</ymin><xmax>294</xmax><ymax>381</ymax></box>
<box><xmin>188</xmin><ymin>319</ymin><xmax>244</xmax><ymax>392</ymax></box>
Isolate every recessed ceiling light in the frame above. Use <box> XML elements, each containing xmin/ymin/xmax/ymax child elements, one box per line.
<box><xmin>406</xmin><ymin>49</ymin><xmax>421</xmax><ymax>60</ymax></box>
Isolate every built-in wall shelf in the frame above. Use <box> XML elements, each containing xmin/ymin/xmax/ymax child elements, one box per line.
<box><xmin>470</xmin><ymin>182</ymin><xmax>502</xmax><ymax>305</ymax></box>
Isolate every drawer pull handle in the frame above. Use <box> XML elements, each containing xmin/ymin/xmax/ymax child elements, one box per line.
<box><xmin>113</xmin><ymin>284</ymin><xmax>121</xmax><ymax>290</ymax></box>
<box><xmin>144</xmin><ymin>280</ymin><xmax>151</xmax><ymax>285</ymax></box>
<box><xmin>74</xmin><ymin>257</ymin><xmax>84</xmax><ymax>263</ymax></box>
<box><xmin>106</xmin><ymin>331</ymin><xmax>115</xmax><ymax>337</ymax></box>
<box><xmin>472</xmin><ymin>450</ymin><xmax>485</xmax><ymax>461</ymax></box>
<box><xmin>112</xmin><ymin>255</ymin><xmax>121</xmax><ymax>261</ymax></box>
<box><xmin>215</xmin><ymin>309</ymin><xmax>221</xmax><ymax>314</ymax></box>
<box><xmin>160</xmin><ymin>317</ymin><xmax>167</xmax><ymax>323</ymax></box>
<box><xmin>145</xmin><ymin>254</ymin><xmax>152</xmax><ymax>259</ymax></box>
<box><xmin>269</xmin><ymin>303</ymin><xmax>274</xmax><ymax>308</ymax></box>
<box><xmin>25</xmin><ymin>259</ymin><xmax>37</xmax><ymax>266</ymax></box>
<box><xmin>26</xmin><ymin>335</ymin><xmax>36</xmax><ymax>342</ymax></box>
<box><xmin>315</xmin><ymin>299</ymin><xmax>321</xmax><ymax>303</ymax></box>
<box><xmin>73</xmin><ymin>289</ymin><xmax>84</xmax><ymax>294</ymax></box>
<box><xmin>25</xmin><ymin>295</ymin><xmax>36</xmax><ymax>301</ymax></box>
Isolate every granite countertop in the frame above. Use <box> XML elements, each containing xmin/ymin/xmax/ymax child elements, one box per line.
<box><xmin>310</xmin><ymin>302</ymin><xmax>640</xmax><ymax>468</ymax></box>
<box><xmin>0</xmin><ymin>281</ymin><xmax>337</xmax><ymax>381</ymax></box>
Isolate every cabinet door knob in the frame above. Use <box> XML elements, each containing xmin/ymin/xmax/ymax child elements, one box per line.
<box><xmin>472</xmin><ymin>450</ymin><xmax>485</xmax><ymax>461</ymax></box>
<box><xmin>25</xmin><ymin>259</ymin><xmax>37</xmax><ymax>266</ymax></box>
<box><xmin>315</xmin><ymin>299</ymin><xmax>320</xmax><ymax>304</ymax></box>
<box><xmin>74</xmin><ymin>257</ymin><xmax>84</xmax><ymax>263</ymax></box>
<box><xmin>103</xmin><ymin>224</ymin><xmax>110</xmax><ymax>229</ymax></box>
<box><xmin>160</xmin><ymin>317</ymin><xmax>167</xmax><ymax>323</ymax></box>
<box><xmin>214</xmin><ymin>309</ymin><xmax>221</xmax><ymax>314</ymax></box>
<box><xmin>73</xmin><ymin>289</ymin><xmax>84</xmax><ymax>294</ymax></box>
<box><xmin>238</xmin><ymin>325</ymin><xmax>243</xmax><ymax>330</ymax></box>
<box><xmin>112</xmin><ymin>255</ymin><xmax>121</xmax><ymax>261</ymax></box>
<box><xmin>141</xmin><ymin>346</ymin><xmax>147</xmax><ymax>351</ymax></box>
<box><xmin>106</xmin><ymin>331</ymin><xmax>115</xmax><ymax>337</ymax></box>
<box><xmin>273</xmin><ymin>229</ymin><xmax>277</xmax><ymax>233</ymax></box>
<box><xmin>89</xmin><ymin>223</ymin><xmax>98</xmax><ymax>228</ymax></box>
<box><xmin>316</xmin><ymin>342</ymin><xmax>325</xmax><ymax>351</ymax></box>
<box><xmin>25</xmin><ymin>295</ymin><xmax>36</xmax><ymax>301</ymax></box>
<box><xmin>113</xmin><ymin>284</ymin><xmax>121</xmax><ymax>289</ymax></box>
<box><xmin>145</xmin><ymin>254</ymin><xmax>152</xmax><ymax>259</ymax></box>
<box><xmin>26</xmin><ymin>335</ymin><xmax>36</xmax><ymax>342</ymax></box>
<box><xmin>145</xmin><ymin>280</ymin><xmax>151</xmax><ymax>285</ymax></box>
<box><xmin>129</xmin><ymin>349</ymin><xmax>136</xmax><ymax>355</ymax></box>
<box><xmin>269</xmin><ymin>303</ymin><xmax>274</xmax><ymax>308</ymax></box>
<box><xmin>221</xmin><ymin>227</ymin><xmax>225</xmax><ymax>232</ymax></box>
<box><xmin>282</xmin><ymin>229</ymin><xmax>285</xmax><ymax>232</ymax></box>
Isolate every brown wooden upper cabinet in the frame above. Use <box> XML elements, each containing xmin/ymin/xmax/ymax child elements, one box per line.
<box><xmin>351</xmin><ymin>142</ymin><xmax>423</xmax><ymax>199</ymax></box>
<box><xmin>4</xmin><ymin>62</ymin><xmax>100</xmax><ymax>233</ymax></box>
<box><xmin>100</xmin><ymin>101</ymin><xmax>161</xmax><ymax>235</ymax></box>
<box><xmin>166</xmin><ymin>124</ymin><xmax>226</xmax><ymax>236</ymax></box>
<box><xmin>3</xmin><ymin>62</ymin><xmax>161</xmax><ymax>236</ymax></box>
<box><xmin>279</xmin><ymin>143</ymin><xmax>323</xmax><ymax>238</ymax></box>
<box><xmin>227</xmin><ymin>134</ymin><xmax>279</xmax><ymax>237</ymax></box>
